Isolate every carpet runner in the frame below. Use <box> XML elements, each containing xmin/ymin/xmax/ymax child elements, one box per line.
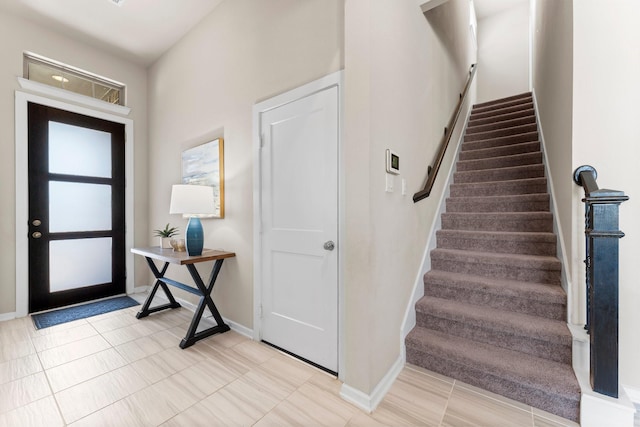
<box><xmin>405</xmin><ymin>92</ymin><xmax>581</xmax><ymax>422</ymax></box>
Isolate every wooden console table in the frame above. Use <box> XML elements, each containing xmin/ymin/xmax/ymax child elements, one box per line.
<box><xmin>131</xmin><ymin>247</ymin><xmax>236</xmax><ymax>349</ymax></box>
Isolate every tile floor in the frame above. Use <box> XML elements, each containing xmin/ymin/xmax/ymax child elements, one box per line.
<box><xmin>0</xmin><ymin>301</ymin><xmax>582</xmax><ymax>426</ymax></box>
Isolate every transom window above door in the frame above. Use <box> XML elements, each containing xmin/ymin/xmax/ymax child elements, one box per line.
<box><xmin>23</xmin><ymin>52</ymin><xmax>126</xmax><ymax>106</ymax></box>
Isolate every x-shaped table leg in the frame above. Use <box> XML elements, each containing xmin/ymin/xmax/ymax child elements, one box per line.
<box><xmin>180</xmin><ymin>260</ymin><xmax>230</xmax><ymax>348</ymax></box>
<box><xmin>136</xmin><ymin>257</ymin><xmax>181</xmax><ymax>319</ymax></box>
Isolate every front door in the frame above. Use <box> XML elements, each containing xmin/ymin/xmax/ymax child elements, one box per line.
<box><xmin>28</xmin><ymin>102</ymin><xmax>126</xmax><ymax>313</ymax></box>
<box><xmin>259</xmin><ymin>84</ymin><xmax>339</xmax><ymax>373</ymax></box>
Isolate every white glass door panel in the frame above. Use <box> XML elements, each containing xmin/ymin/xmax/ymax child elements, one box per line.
<box><xmin>49</xmin><ymin>121</ymin><xmax>112</xmax><ymax>178</ymax></box>
<box><xmin>50</xmin><ymin>238</ymin><xmax>112</xmax><ymax>292</ymax></box>
<box><xmin>49</xmin><ymin>182</ymin><xmax>112</xmax><ymax>232</ymax></box>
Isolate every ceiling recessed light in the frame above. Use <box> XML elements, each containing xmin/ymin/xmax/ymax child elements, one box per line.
<box><xmin>52</xmin><ymin>75</ymin><xmax>69</xmax><ymax>83</ymax></box>
<box><xmin>110</xmin><ymin>0</ymin><xmax>126</xmax><ymax>5</ymax></box>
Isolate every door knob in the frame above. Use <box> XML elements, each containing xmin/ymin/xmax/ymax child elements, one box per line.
<box><xmin>323</xmin><ymin>240</ymin><xmax>335</xmax><ymax>251</ymax></box>
<box><xmin>32</xmin><ymin>232</ymin><xmax>42</xmax><ymax>239</ymax></box>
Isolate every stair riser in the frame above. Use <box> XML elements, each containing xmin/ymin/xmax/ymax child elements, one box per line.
<box><xmin>446</xmin><ymin>198</ymin><xmax>549</xmax><ymax>213</ymax></box>
<box><xmin>468</xmin><ymin>108</ymin><xmax>535</xmax><ymax>127</ymax></box>
<box><xmin>415</xmin><ymin>312</ymin><xmax>571</xmax><ymax>364</ymax></box>
<box><xmin>466</xmin><ymin>115</ymin><xmax>536</xmax><ymax>135</ymax></box>
<box><xmin>441</xmin><ymin>214</ymin><xmax>554</xmax><ymax>232</ymax></box>
<box><xmin>436</xmin><ymin>234</ymin><xmax>556</xmax><ymax>256</ymax></box>
<box><xmin>472</xmin><ymin>98</ymin><xmax>533</xmax><ymax>115</ymax></box>
<box><xmin>462</xmin><ymin>132</ymin><xmax>539</xmax><ymax>151</ymax></box>
<box><xmin>459</xmin><ymin>142</ymin><xmax>540</xmax><ymax>161</ymax></box>
<box><xmin>424</xmin><ymin>283</ymin><xmax>566</xmax><ymax>320</ymax></box>
<box><xmin>405</xmin><ymin>347</ymin><xmax>579</xmax><ymax>422</ymax></box>
<box><xmin>450</xmin><ymin>180</ymin><xmax>548</xmax><ymax>197</ymax></box>
<box><xmin>464</xmin><ymin>124</ymin><xmax>538</xmax><ymax>142</ymax></box>
<box><xmin>431</xmin><ymin>258</ymin><xmax>561</xmax><ymax>285</ymax></box>
<box><xmin>454</xmin><ymin>165</ymin><xmax>545</xmax><ymax>184</ymax></box>
<box><xmin>457</xmin><ymin>152</ymin><xmax>543</xmax><ymax>172</ymax></box>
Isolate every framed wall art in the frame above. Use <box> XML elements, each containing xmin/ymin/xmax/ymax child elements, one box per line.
<box><xmin>181</xmin><ymin>138</ymin><xmax>224</xmax><ymax>218</ymax></box>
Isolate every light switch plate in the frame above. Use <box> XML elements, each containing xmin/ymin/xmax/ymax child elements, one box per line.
<box><xmin>386</xmin><ymin>174</ymin><xmax>394</xmax><ymax>192</ymax></box>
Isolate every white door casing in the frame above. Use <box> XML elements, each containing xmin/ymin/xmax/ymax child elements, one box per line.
<box><xmin>253</xmin><ymin>72</ymin><xmax>342</xmax><ymax>373</ymax></box>
<box><xmin>14</xmin><ymin>80</ymin><xmax>134</xmax><ymax>318</ymax></box>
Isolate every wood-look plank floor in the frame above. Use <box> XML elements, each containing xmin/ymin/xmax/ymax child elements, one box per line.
<box><xmin>0</xmin><ymin>296</ymin><xmax>580</xmax><ymax>426</ymax></box>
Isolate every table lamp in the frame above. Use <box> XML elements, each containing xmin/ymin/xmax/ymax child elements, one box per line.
<box><xmin>169</xmin><ymin>184</ymin><xmax>215</xmax><ymax>256</ymax></box>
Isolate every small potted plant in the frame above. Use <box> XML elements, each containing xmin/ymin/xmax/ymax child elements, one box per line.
<box><xmin>154</xmin><ymin>223</ymin><xmax>179</xmax><ymax>249</ymax></box>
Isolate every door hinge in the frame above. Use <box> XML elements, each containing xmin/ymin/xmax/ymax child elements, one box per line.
<box><xmin>259</xmin><ymin>304</ymin><xmax>263</xmax><ymax>319</ymax></box>
<box><xmin>260</xmin><ymin>133</ymin><xmax>265</xmax><ymax>148</ymax></box>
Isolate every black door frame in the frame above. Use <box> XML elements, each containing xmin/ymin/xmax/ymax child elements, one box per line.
<box><xmin>27</xmin><ymin>102</ymin><xmax>126</xmax><ymax>313</ymax></box>
<box><xmin>15</xmin><ymin>90</ymin><xmax>134</xmax><ymax>318</ymax></box>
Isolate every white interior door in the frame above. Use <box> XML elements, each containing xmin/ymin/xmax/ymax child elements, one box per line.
<box><xmin>260</xmin><ymin>85</ymin><xmax>339</xmax><ymax>373</ymax></box>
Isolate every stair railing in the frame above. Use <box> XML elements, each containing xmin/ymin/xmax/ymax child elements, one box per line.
<box><xmin>573</xmin><ymin>165</ymin><xmax>629</xmax><ymax>398</ymax></box>
<box><xmin>414</xmin><ymin>63</ymin><xmax>477</xmax><ymax>203</ymax></box>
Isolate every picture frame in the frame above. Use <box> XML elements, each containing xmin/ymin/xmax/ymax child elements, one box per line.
<box><xmin>181</xmin><ymin>138</ymin><xmax>225</xmax><ymax>218</ymax></box>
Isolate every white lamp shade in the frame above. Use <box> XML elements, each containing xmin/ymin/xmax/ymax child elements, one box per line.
<box><xmin>169</xmin><ymin>184</ymin><xmax>216</xmax><ymax>216</ymax></box>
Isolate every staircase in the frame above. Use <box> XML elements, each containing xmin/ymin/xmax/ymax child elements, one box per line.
<box><xmin>405</xmin><ymin>93</ymin><xmax>581</xmax><ymax>422</ymax></box>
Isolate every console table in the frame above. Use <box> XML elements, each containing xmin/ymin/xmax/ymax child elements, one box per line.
<box><xmin>131</xmin><ymin>247</ymin><xmax>236</xmax><ymax>349</ymax></box>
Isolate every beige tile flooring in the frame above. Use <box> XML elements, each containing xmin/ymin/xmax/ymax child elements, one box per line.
<box><xmin>0</xmin><ymin>301</ymin><xmax>581</xmax><ymax>426</ymax></box>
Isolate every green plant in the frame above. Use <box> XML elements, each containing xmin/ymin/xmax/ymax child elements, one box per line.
<box><xmin>154</xmin><ymin>223</ymin><xmax>179</xmax><ymax>238</ymax></box>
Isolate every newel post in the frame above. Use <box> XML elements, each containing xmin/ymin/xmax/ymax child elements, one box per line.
<box><xmin>574</xmin><ymin>165</ymin><xmax>629</xmax><ymax>398</ymax></box>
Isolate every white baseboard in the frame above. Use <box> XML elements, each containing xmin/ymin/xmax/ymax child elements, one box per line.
<box><xmin>569</xmin><ymin>322</ymin><xmax>637</xmax><ymax>425</ymax></box>
<box><xmin>133</xmin><ymin>286</ymin><xmax>149</xmax><ymax>294</ymax></box>
<box><xmin>623</xmin><ymin>385</ymin><xmax>640</xmax><ymax>406</ymax></box>
<box><xmin>579</xmin><ymin>383</ymin><xmax>636</xmax><ymax>427</ymax></box>
<box><xmin>574</xmin><ymin>364</ymin><xmax>636</xmax><ymax>427</ymax></box>
<box><xmin>340</xmin><ymin>354</ymin><xmax>404</xmax><ymax>413</ymax></box>
<box><xmin>168</xmin><ymin>294</ymin><xmax>253</xmax><ymax>339</ymax></box>
<box><xmin>0</xmin><ymin>312</ymin><xmax>17</xmax><ymax>322</ymax></box>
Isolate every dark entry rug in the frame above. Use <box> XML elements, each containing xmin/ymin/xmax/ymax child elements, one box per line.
<box><xmin>32</xmin><ymin>296</ymin><xmax>139</xmax><ymax>330</ymax></box>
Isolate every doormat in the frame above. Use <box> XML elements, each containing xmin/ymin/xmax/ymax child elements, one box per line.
<box><xmin>32</xmin><ymin>296</ymin><xmax>140</xmax><ymax>330</ymax></box>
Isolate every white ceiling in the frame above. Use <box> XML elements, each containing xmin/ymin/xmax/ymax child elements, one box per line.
<box><xmin>0</xmin><ymin>0</ymin><xmax>224</xmax><ymax>66</ymax></box>
<box><xmin>474</xmin><ymin>0</ymin><xmax>529</xmax><ymax>21</ymax></box>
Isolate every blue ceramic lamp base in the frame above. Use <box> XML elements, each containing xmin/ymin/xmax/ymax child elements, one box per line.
<box><xmin>185</xmin><ymin>217</ymin><xmax>204</xmax><ymax>256</ymax></box>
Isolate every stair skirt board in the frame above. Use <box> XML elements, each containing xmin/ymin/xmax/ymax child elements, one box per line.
<box><xmin>405</xmin><ymin>92</ymin><xmax>581</xmax><ymax>423</ymax></box>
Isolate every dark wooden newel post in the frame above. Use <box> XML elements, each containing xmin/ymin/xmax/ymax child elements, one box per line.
<box><xmin>574</xmin><ymin>165</ymin><xmax>628</xmax><ymax>398</ymax></box>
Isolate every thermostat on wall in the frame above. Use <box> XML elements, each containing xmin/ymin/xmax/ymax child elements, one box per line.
<box><xmin>386</xmin><ymin>149</ymin><xmax>399</xmax><ymax>174</ymax></box>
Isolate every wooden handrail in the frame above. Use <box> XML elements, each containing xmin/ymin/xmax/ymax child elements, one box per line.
<box><xmin>414</xmin><ymin>63</ymin><xmax>477</xmax><ymax>203</ymax></box>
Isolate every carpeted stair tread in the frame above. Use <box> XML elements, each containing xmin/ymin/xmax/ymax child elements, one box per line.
<box><xmin>461</xmin><ymin>131</ymin><xmax>539</xmax><ymax>151</ymax></box>
<box><xmin>415</xmin><ymin>296</ymin><xmax>571</xmax><ymax>363</ymax></box>
<box><xmin>446</xmin><ymin>193</ymin><xmax>549</xmax><ymax>213</ymax></box>
<box><xmin>423</xmin><ymin>270</ymin><xmax>566</xmax><ymax>320</ymax></box>
<box><xmin>457</xmin><ymin>151</ymin><xmax>543</xmax><ymax>172</ymax></box>
<box><xmin>405</xmin><ymin>327</ymin><xmax>580</xmax><ymax>422</ymax></box>
<box><xmin>468</xmin><ymin>108</ymin><xmax>535</xmax><ymax>127</ymax></box>
<box><xmin>449</xmin><ymin>177</ymin><xmax>548</xmax><ymax>197</ymax></box>
<box><xmin>466</xmin><ymin>115</ymin><xmax>536</xmax><ymax>135</ymax></box>
<box><xmin>470</xmin><ymin>102</ymin><xmax>535</xmax><ymax>121</ymax></box>
<box><xmin>454</xmin><ymin>164</ymin><xmax>545</xmax><ymax>184</ymax></box>
<box><xmin>431</xmin><ymin>248</ymin><xmax>562</xmax><ymax>271</ymax></box>
<box><xmin>441</xmin><ymin>211</ymin><xmax>554</xmax><ymax>232</ymax></box>
<box><xmin>471</xmin><ymin>97</ymin><xmax>533</xmax><ymax>115</ymax></box>
<box><xmin>473</xmin><ymin>92</ymin><xmax>532</xmax><ymax>109</ymax></box>
<box><xmin>464</xmin><ymin>123</ymin><xmax>538</xmax><ymax>142</ymax></box>
<box><xmin>417</xmin><ymin>295</ymin><xmax>570</xmax><ymax>346</ymax></box>
<box><xmin>436</xmin><ymin>229</ymin><xmax>556</xmax><ymax>255</ymax></box>
<box><xmin>431</xmin><ymin>248</ymin><xmax>561</xmax><ymax>284</ymax></box>
<box><xmin>459</xmin><ymin>141</ymin><xmax>540</xmax><ymax>161</ymax></box>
